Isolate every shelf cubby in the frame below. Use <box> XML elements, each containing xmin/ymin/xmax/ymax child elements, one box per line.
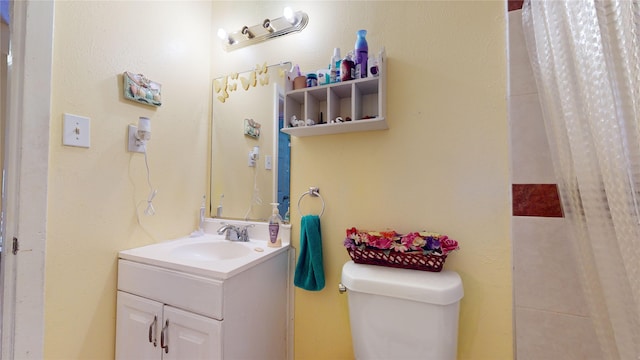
<box><xmin>282</xmin><ymin>52</ymin><xmax>386</xmax><ymax>137</ymax></box>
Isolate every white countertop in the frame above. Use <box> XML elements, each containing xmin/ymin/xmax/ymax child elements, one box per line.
<box><xmin>119</xmin><ymin>232</ymin><xmax>289</xmax><ymax>280</ymax></box>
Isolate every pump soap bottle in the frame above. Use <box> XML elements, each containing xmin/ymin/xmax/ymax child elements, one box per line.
<box><xmin>268</xmin><ymin>203</ymin><xmax>283</xmax><ymax>247</ymax></box>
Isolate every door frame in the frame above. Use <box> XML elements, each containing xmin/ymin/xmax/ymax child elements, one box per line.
<box><xmin>1</xmin><ymin>0</ymin><xmax>52</xmax><ymax>358</ymax></box>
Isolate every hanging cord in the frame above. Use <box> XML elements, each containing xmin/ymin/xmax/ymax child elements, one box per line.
<box><xmin>142</xmin><ymin>143</ymin><xmax>157</xmax><ymax>216</ymax></box>
<box><xmin>244</xmin><ymin>166</ymin><xmax>263</xmax><ymax>220</ymax></box>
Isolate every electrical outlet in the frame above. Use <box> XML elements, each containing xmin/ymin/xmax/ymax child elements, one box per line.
<box><xmin>265</xmin><ymin>155</ymin><xmax>272</xmax><ymax>170</ymax></box>
<box><xmin>127</xmin><ymin>125</ymin><xmax>145</xmax><ymax>153</ymax></box>
<box><xmin>248</xmin><ymin>151</ymin><xmax>256</xmax><ymax>167</ymax></box>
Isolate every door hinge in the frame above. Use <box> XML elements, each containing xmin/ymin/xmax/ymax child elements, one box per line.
<box><xmin>12</xmin><ymin>237</ymin><xmax>18</xmax><ymax>255</ymax></box>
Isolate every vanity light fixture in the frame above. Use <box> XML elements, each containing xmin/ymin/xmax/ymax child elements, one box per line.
<box><xmin>218</xmin><ymin>7</ymin><xmax>308</xmax><ymax>52</ymax></box>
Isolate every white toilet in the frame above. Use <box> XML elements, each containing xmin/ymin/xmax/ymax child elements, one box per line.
<box><xmin>341</xmin><ymin>261</ymin><xmax>463</xmax><ymax>360</ymax></box>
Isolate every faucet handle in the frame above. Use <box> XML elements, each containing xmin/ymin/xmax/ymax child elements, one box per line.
<box><xmin>239</xmin><ymin>224</ymin><xmax>254</xmax><ymax>242</ymax></box>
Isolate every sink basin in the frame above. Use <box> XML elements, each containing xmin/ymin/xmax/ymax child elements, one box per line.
<box><xmin>171</xmin><ymin>241</ymin><xmax>253</xmax><ymax>261</ymax></box>
<box><xmin>118</xmin><ymin>234</ymin><xmax>288</xmax><ymax>280</ymax></box>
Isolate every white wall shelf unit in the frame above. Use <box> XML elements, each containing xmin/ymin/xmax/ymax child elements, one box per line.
<box><xmin>282</xmin><ymin>52</ymin><xmax>386</xmax><ymax>137</ymax></box>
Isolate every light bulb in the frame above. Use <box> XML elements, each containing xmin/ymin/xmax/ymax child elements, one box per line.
<box><xmin>217</xmin><ymin>28</ymin><xmax>228</xmax><ymax>41</ymax></box>
<box><xmin>283</xmin><ymin>7</ymin><xmax>296</xmax><ymax>24</ymax></box>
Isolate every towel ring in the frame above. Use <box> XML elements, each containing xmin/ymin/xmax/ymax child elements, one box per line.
<box><xmin>297</xmin><ymin>187</ymin><xmax>325</xmax><ymax>217</ymax></box>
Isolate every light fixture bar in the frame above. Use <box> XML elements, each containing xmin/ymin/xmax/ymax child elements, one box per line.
<box><xmin>220</xmin><ymin>10</ymin><xmax>308</xmax><ymax>52</ymax></box>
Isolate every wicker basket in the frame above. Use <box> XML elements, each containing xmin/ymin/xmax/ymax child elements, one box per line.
<box><xmin>346</xmin><ymin>247</ymin><xmax>447</xmax><ymax>272</ymax></box>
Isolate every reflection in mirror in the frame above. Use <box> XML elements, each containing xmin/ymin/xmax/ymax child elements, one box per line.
<box><xmin>211</xmin><ymin>63</ymin><xmax>291</xmax><ymax>222</ymax></box>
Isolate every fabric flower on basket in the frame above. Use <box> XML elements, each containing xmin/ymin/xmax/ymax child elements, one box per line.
<box><xmin>344</xmin><ymin>227</ymin><xmax>459</xmax><ymax>255</ymax></box>
<box><xmin>344</xmin><ymin>227</ymin><xmax>459</xmax><ymax>272</ymax></box>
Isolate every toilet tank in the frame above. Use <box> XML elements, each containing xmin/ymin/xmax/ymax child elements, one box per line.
<box><xmin>341</xmin><ymin>261</ymin><xmax>463</xmax><ymax>360</ymax></box>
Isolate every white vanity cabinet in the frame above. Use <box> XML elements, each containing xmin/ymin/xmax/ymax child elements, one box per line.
<box><xmin>116</xmin><ymin>291</ymin><xmax>221</xmax><ymax>359</ymax></box>
<box><xmin>115</xmin><ymin>245</ymin><xmax>289</xmax><ymax>360</ymax></box>
<box><xmin>282</xmin><ymin>52</ymin><xmax>386</xmax><ymax>137</ymax></box>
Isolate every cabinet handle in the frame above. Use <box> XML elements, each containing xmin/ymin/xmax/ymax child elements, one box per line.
<box><xmin>160</xmin><ymin>319</ymin><xmax>169</xmax><ymax>354</ymax></box>
<box><xmin>148</xmin><ymin>315</ymin><xmax>157</xmax><ymax>347</ymax></box>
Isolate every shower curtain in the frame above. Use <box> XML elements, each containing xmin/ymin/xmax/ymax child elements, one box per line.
<box><xmin>522</xmin><ymin>1</ymin><xmax>640</xmax><ymax>359</ymax></box>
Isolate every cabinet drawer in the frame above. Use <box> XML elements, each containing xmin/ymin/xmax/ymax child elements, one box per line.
<box><xmin>118</xmin><ymin>259</ymin><xmax>224</xmax><ymax>319</ymax></box>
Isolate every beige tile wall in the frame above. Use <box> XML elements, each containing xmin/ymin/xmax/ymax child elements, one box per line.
<box><xmin>508</xmin><ymin>9</ymin><xmax>603</xmax><ymax>360</ymax></box>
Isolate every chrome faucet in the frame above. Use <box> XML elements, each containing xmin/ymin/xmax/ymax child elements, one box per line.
<box><xmin>217</xmin><ymin>223</ymin><xmax>253</xmax><ymax>242</ymax></box>
<box><xmin>217</xmin><ymin>223</ymin><xmax>241</xmax><ymax>241</ymax></box>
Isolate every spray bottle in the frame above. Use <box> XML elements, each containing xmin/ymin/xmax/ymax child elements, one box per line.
<box><xmin>355</xmin><ymin>30</ymin><xmax>368</xmax><ymax>78</ymax></box>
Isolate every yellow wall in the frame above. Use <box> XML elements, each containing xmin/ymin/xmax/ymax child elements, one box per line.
<box><xmin>43</xmin><ymin>1</ymin><xmax>509</xmax><ymax>359</ymax></box>
<box><xmin>46</xmin><ymin>1</ymin><xmax>212</xmax><ymax>358</ymax></box>
<box><xmin>211</xmin><ymin>1</ymin><xmax>511</xmax><ymax>359</ymax></box>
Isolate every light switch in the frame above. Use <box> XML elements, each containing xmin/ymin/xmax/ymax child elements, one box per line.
<box><xmin>63</xmin><ymin>113</ymin><xmax>90</xmax><ymax>148</ymax></box>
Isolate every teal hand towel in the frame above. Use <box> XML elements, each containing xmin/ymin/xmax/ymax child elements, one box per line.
<box><xmin>294</xmin><ymin>215</ymin><xmax>325</xmax><ymax>291</ymax></box>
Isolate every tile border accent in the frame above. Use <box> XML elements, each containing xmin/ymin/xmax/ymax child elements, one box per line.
<box><xmin>512</xmin><ymin>184</ymin><xmax>563</xmax><ymax>217</ymax></box>
<box><xmin>508</xmin><ymin>0</ymin><xmax>524</xmax><ymax>11</ymax></box>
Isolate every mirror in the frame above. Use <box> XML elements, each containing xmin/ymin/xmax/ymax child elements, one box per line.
<box><xmin>210</xmin><ymin>63</ymin><xmax>291</xmax><ymax>221</ymax></box>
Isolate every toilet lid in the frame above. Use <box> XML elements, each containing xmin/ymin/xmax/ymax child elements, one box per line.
<box><xmin>341</xmin><ymin>261</ymin><xmax>464</xmax><ymax>305</ymax></box>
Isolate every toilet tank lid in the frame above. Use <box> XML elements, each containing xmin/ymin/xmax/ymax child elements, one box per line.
<box><xmin>341</xmin><ymin>261</ymin><xmax>463</xmax><ymax>305</ymax></box>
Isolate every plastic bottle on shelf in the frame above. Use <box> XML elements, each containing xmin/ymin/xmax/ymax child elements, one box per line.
<box><xmin>355</xmin><ymin>30</ymin><xmax>368</xmax><ymax>78</ymax></box>
<box><xmin>330</xmin><ymin>48</ymin><xmax>341</xmax><ymax>83</ymax></box>
<box><xmin>341</xmin><ymin>51</ymin><xmax>355</xmax><ymax>82</ymax></box>
<box><xmin>268</xmin><ymin>203</ymin><xmax>283</xmax><ymax>247</ymax></box>
<box><xmin>329</xmin><ymin>61</ymin><xmax>336</xmax><ymax>84</ymax></box>
<box><xmin>368</xmin><ymin>53</ymin><xmax>380</xmax><ymax>77</ymax></box>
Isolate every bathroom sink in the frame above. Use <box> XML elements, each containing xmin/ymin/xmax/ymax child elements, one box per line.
<box><xmin>171</xmin><ymin>241</ymin><xmax>254</xmax><ymax>261</ymax></box>
<box><xmin>119</xmin><ymin>233</ymin><xmax>288</xmax><ymax>280</ymax></box>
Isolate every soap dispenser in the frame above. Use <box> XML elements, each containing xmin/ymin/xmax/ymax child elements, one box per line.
<box><xmin>268</xmin><ymin>203</ymin><xmax>283</xmax><ymax>248</ymax></box>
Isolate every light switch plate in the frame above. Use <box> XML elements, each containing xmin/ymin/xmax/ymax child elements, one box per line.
<box><xmin>63</xmin><ymin>113</ymin><xmax>90</xmax><ymax>148</ymax></box>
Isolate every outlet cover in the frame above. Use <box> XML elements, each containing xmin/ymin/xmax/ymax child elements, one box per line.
<box><xmin>127</xmin><ymin>125</ymin><xmax>145</xmax><ymax>153</ymax></box>
<box><xmin>248</xmin><ymin>151</ymin><xmax>256</xmax><ymax>167</ymax></box>
<box><xmin>63</xmin><ymin>113</ymin><xmax>90</xmax><ymax>148</ymax></box>
<box><xmin>265</xmin><ymin>155</ymin><xmax>272</xmax><ymax>170</ymax></box>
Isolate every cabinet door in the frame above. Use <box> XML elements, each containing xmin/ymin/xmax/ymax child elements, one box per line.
<box><xmin>161</xmin><ymin>305</ymin><xmax>222</xmax><ymax>360</ymax></box>
<box><xmin>116</xmin><ymin>291</ymin><xmax>163</xmax><ymax>360</ymax></box>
